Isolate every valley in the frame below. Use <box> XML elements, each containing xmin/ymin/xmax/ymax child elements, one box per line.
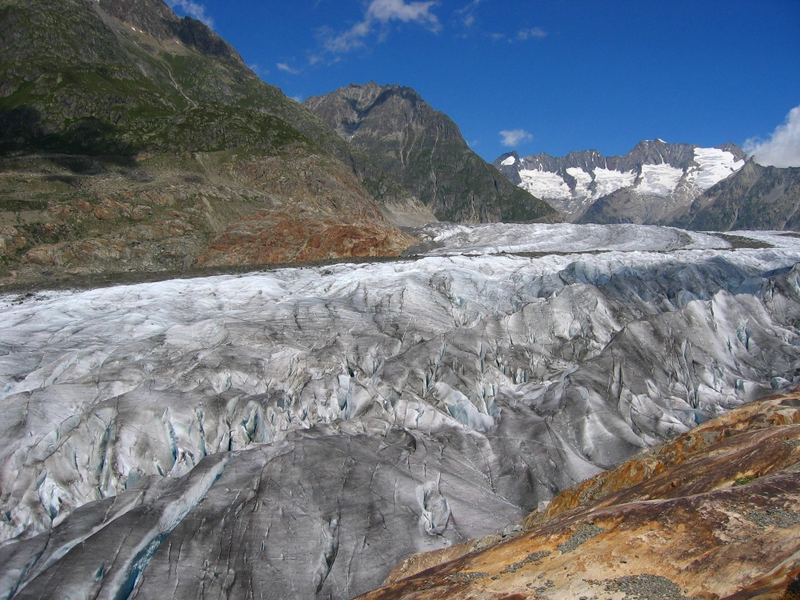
<box><xmin>2</xmin><ymin>223</ymin><xmax>800</xmax><ymax>598</ymax></box>
<box><xmin>1</xmin><ymin>1</ymin><xmax>798</xmax><ymax>598</ymax></box>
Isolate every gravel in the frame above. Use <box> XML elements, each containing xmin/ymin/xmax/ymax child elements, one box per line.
<box><xmin>558</xmin><ymin>523</ymin><xmax>604</xmax><ymax>553</ymax></box>
<box><xmin>603</xmin><ymin>574</ymin><xmax>694</xmax><ymax>599</ymax></box>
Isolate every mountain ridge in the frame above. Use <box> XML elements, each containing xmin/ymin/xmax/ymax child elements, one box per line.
<box><xmin>495</xmin><ymin>139</ymin><xmax>747</xmax><ymax>222</ymax></box>
<box><xmin>675</xmin><ymin>160</ymin><xmax>800</xmax><ymax>230</ymax></box>
<box><xmin>0</xmin><ymin>0</ymin><xmax>412</xmax><ymax>288</ymax></box>
<box><xmin>306</xmin><ymin>82</ymin><xmax>557</xmax><ymax>224</ymax></box>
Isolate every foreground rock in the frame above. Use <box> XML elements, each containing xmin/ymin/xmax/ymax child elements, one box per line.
<box><xmin>362</xmin><ymin>393</ymin><xmax>800</xmax><ymax>599</ymax></box>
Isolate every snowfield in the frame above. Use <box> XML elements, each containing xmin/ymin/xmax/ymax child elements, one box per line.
<box><xmin>505</xmin><ymin>146</ymin><xmax>746</xmax><ymax>220</ymax></box>
<box><xmin>518</xmin><ymin>168</ymin><xmax>572</xmax><ymax>199</ymax></box>
<box><xmin>635</xmin><ymin>163</ymin><xmax>684</xmax><ymax>196</ymax></box>
<box><xmin>686</xmin><ymin>147</ymin><xmax>746</xmax><ymax>191</ymax></box>
<box><xmin>1</xmin><ymin>224</ymin><xmax>800</xmax><ymax>599</ymax></box>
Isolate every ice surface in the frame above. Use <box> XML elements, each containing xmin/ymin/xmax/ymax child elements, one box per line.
<box><xmin>518</xmin><ymin>168</ymin><xmax>572</xmax><ymax>199</ymax></box>
<box><xmin>592</xmin><ymin>167</ymin><xmax>637</xmax><ymax>199</ymax></box>
<box><xmin>686</xmin><ymin>147</ymin><xmax>745</xmax><ymax>191</ymax></box>
<box><xmin>636</xmin><ymin>163</ymin><xmax>684</xmax><ymax>196</ymax></box>
<box><xmin>419</xmin><ymin>222</ymin><xmax>729</xmax><ymax>256</ymax></box>
<box><xmin>1</xmin><ymin>224</ymin><xmax>800</xmax><ymax>598</ymax></box>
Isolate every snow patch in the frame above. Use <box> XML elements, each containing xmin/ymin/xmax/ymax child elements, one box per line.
<box><xmin>518</xmin><ymin>169</ymin><xmax>571</xmax><ymax>200</ymax></box>
<box><xmin>566</xmin><ymin>167</ymin><xmax>593</xmax><ymax>199</ymax></box>
<box><xmin>500</xmin><ymin>155</ymin><xmax>516</xmax><ymax>166</ymax></box>
<box><xmin>592</xmin><ymin>168</ymin><xmax>636</xmax><ymax>199</ymax></box>
<box><xmin>636</xmin><ymin>163</ymin><xmax>684</xmax><ymax>196</ymax></box>
<box><xmin>686</xmin><ymin>147</ymin><xmax>745</xmax><ymax>191</ymax></box>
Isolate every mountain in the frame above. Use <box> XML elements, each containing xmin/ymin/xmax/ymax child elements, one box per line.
<box><xmin>305</xmin><ymin>83</ymin><xmax>556</xmax><ymax>224</ymax></box>
<box><xmin>495</xmin><ymin>140</ymin><xmax>746</xmax><ymax>223</ymax></box>
<box><xmin>0</xmin><ymin>0</ymin><xmax>349</xmax><ymax>158</ymax></box>
<box><xmin>675</xmin><ymin>160</ymin><xmax>800</xmax><ymax>230</ymax></box>
<box><xmin>362</xmin><ymin>392</ymin><xmax>800</xmax><ymax>599</ymax></box>
<box><xmin>0</xmin><ymin>0</ymin><xmax>411</xmax><ymax>288</ymax></box>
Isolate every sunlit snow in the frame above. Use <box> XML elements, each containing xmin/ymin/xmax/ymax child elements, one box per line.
<box><xmin>566</xmin><ymin>166</ymin><xmax>593</xmax><ymax>199</ymax></box>
<box><xmin>518</xmin><ymin>168</ymin><xmax>571</xmax><ymax>199</ymax></box>
<box><xmin>686</xmin><ymin>147</ymin><xmax>745</xmax><ymax>191</ymax></box>
<box><xmin>592</xmin><ymin>167</ymin><xmax>637</xmax><ymax>199</ymax></box>
<box><xmin>636</xmin><ymin>163</ymin><xmax>684</xmax><ymax>196</ymax></box>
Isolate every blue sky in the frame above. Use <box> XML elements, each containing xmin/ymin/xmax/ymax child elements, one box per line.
<box><xmin>168</xmin><ymin>0</ymin><xmax>800</xmax><ymax>163</ymax></box>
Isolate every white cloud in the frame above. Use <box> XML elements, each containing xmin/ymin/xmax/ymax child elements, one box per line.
<box><xmin>276</xmin><ymin>62</ymin><xmax>301</xmax><ymax>75</ymax></box>
<box><xmin>367</xmin><ymin>0</ymin><xmax>439</xmax><ymax>26</ymax></box>
<box><xmin>516</xmin><ymin>26</ymin><xmax>547</xmax><ymax>41</ymax></box>
<box><xmin>499</xmin><ymin>129</ymin><xmax>533</xmax><ymax>147</ymax></box>
<box><xmin>455</xmin><ymin>0</ymin><xmax>483</xmax><ymax>28</ymax></box>
<box><xmin>165</xmin><ymin>0</ymin><xmax>213</xmax><ymax>27</ymax></box>
<box><xmin>744</xmin><ymin>105</ymin><xmax>800</xmax><ymax>168</ymax></box>
<box><xmin>322</xmin><ymin>0</ymin><xmax>440</xmax><ymax>55</ymax></box>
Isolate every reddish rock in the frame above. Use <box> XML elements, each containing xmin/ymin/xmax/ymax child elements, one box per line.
<box><xmin>197</xmin><ymin>210</ymin><xmax>414</xmax><ymax>267</ymax></box>
<box><xmin>362</xmin><ymin>393</ymin><xmax>800</xmax><ymax>600</ymax></box>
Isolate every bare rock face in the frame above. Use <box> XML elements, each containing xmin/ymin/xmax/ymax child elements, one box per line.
<box><xmin>362</xmin><ymin>393</ymin><xmax>800</xmax><ymax>599</ymax></box>
<box><xmin>0</xmin><ymin>150</ymin><xmax>412</xmax><ymax>289</ymax></box>
<box><xmin>674</xmin><ymin>160</ymin><xmax>800</xmax><ymax>231</ymax></box>
<box><xmin>306</xmin><ymin>83</ymin><xmax>556</xmax><ymax>224</ymax></box>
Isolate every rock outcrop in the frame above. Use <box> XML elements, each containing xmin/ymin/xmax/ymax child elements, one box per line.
<box><xmin>306</xmin><ymin>83</ymin><xmax>556</xmax><ymax>224</ymax></box>
<box><xmin>361</xmin><ymin>392</ymin><xmax>800</xmax><ymax>599</ymax></box>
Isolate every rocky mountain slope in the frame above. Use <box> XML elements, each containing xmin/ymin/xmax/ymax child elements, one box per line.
<box><xmin>306</xmin><ymin>83</ymin><xmax>556</xmax><ymax>224</ymax></box>
<box><xmin>1</xmin><ymin>224</ymin><xmax>800</xmax><ymax>598</ymax></box>
<box><xmin>675</xmin><ymin>160</ymin><xmax>800</xmax><ymax>231</ymax></box>
<box><xmin>0</xmin><ymin>0</ymin><xmax>411</xmax><ymax>288</ymax></box>
<box><xmin>361</xmin><ymin>392</ymin><xmax>800</xmax><ymax>599</ymax></box>
<box><xmin>495</xmin><ymin>140</ymin><xmax>746</xmax><ymax>223</ymax></box>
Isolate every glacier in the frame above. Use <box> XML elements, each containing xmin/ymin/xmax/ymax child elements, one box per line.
<box><xmin>1</xmin><ymin>224</ymin><xmax>800</xmax><ymax>599</ymax></box>
<box><xmin>497</xmin><ymin>144</ymin><xmax>747</xmax><ymax>221</ymax></box>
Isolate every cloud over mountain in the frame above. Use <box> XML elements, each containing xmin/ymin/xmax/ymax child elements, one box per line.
<box><xmin>745</xmin><ymin>105</ymin><xmax>800</xmax><ymax>168</ymax></box>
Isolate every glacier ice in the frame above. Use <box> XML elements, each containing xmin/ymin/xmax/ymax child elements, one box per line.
<box><xmin>1</xmin><ymin>224</ymin><xmax>800</xmax><ymax>598</ymax></box>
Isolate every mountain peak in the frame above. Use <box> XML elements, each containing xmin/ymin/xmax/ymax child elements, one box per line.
<box><xmin>494</xmin><ymin>140</ymin><xmax>747</xmax><ymax>222</ymax></box>
<box><xmin>306</xmin><ymin>83</ymin><xmax>556</xmax><ymax>223</ymax></box>
<box><xmin>96</xmin><ymin>0</ymin><xmax>243</xmax><ymax>63</ymax></box>
<box><xmin>308</xmin><ymin>82</ymin><xmax>426</xmax><ymax>118</ymax></box>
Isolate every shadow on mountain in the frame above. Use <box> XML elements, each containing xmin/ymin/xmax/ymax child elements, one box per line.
<box><xmin>0</xmin><ymin>107</ymin><xmax>137</xmax><ymax>168</ymax></box>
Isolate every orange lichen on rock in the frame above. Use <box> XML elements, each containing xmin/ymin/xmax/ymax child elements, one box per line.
<box><xmin>534</xmin><ymin>393</ymin><xmax>800</xmax><ymax>525</ymax></box>
<box><xmin>360</xmin><ymin>393</ymin><xmax>800</xmax><ymax>600</ymax></box>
